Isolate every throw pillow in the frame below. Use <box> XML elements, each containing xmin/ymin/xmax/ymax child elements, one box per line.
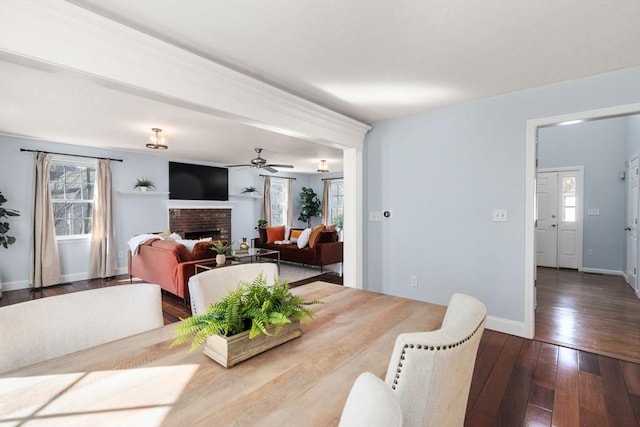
<box><xmin>308</xmin><ymin>224</ymin><xmax>326</xmax><ymax>249</ymax></box>
<box><xmin>192</xmin><ymin>241</ymin><xmax>215</xmax><ymax>260</ymax></box>
<box><xmin>266</xmin><ymin>226</ymin><xmax>286</xmax><ymax>243</ymax></box>
<box><xmin>165</xmin><ymin>232</ymin><xmax>182</xmax><ymax>242</ymax></box>
<box><xmin>289</xmin><ymin>229</ymin><xmax>303</xmax><ymax>243</ymax></box>
<box><xmin>296</xmin><ymin>228</ymin><xmax>313</xmax><ymax>249</ymax></box>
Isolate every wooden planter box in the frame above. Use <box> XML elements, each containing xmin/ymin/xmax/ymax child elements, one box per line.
<box><xmin>203</xmin><ymin>320</ymin><xmax>302</xmax><ymax>368</ymax></box>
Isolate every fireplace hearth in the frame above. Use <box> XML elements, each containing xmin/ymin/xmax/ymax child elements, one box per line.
<box><xmin>184</xmin><ymin>230</ymin><xmax>221</xmax><ymax>240</ymax></box>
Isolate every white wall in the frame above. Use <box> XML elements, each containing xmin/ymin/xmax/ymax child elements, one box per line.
<box><xmin>364</xmin><ymin>66</ymin><xmax>640</xmax><ymax>334</ymax></box>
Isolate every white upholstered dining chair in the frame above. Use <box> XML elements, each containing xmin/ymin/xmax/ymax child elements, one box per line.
<box><xmin>0</xmin><ymin>283</ymin><xmax>164</xmax><ymax>374</ymax></box>
<box><xmin>339</xmin><ymin>372</ymin><xmax>403</xmax><ymax>427</ymax></box>
<box><xmin>188</xmin><ymin>263</ymin><xmax>278</xmax><ymax>315</ymax></box>
<box><xmin>384</xmin><ymin>293</ymin><xmax>487</xmax><ymax>427</ymax></box>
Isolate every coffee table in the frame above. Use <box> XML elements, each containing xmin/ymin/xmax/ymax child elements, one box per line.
<box><xmin>195</xmin><ymin>248</ymin><xmax>280</xmax><ymax>274</ymax></box>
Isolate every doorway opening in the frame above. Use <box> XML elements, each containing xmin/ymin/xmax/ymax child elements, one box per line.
<box><xmin>524</xmin><ymin>103</ymin><xmax>640</xmax><ymax>339</ymax></box>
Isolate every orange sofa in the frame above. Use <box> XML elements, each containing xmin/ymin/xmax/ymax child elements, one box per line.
<box><xmin>129</xmin><ymin>239</ymin><xmax>218</xmax><ymax>301</ymax></box>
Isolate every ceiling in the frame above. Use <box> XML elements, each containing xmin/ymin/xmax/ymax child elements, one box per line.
<box><xmin>1</xmin><ymin>0</ymin><xmax>639</xmax><ymax>172</ymax></box>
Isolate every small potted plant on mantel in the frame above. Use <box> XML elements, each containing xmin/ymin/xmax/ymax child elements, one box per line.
<box><xmin>172</xmin><ymin>274</ymin><xmax>322</xmax><ymax>368</ymax></box>
<box><xmin>134</xmin><ymin>177</ymin><xmax>156</xmax><ymax>192</ymax></box>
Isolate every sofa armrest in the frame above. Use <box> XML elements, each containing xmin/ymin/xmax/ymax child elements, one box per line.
<box><xmin>176</xmin><ymin>257</ymin><xmax>219</xmax><ymax>299</ymax></box>
<box><xmin>314</xmin><ymin>241</ymin><xmax>343</xmax><ymax>266</ymax></box>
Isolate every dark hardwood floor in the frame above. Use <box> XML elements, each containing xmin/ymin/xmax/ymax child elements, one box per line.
<box><xmin>2</xmin><ymin>273</ymin><xmax>639</xmax><ymax>426</ymax></box>
<box><xmin>535</xmin><ymin>267</ymin><xmax>640</xmax><ymax>364</ymax></box>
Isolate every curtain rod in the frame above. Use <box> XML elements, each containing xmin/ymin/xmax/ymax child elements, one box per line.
<box><xmin>259</xmin><ymin>174</ymin><xmax>296</xmax><ymax>180</ymax></box>
<box><xmin>322</xmin><ymin>177</ymin><xmax>343</xmax><ymax>181</ymax></box>
<box><xmin>20</xmin><ymin>148</ymin><xmax>123</xmax><ymax>163</ymax></box>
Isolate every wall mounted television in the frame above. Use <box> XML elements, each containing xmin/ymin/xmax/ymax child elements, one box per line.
<box><xmin>169</xmin><ymin>161</ymin><xmax>229</xmax><ymax>201</ymax></box>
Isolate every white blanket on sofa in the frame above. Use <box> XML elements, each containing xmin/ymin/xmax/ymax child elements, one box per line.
<box><xmin>127</xmin><ymin>234</ymin><xmax>162</xmax><ymax>255</ymax></box>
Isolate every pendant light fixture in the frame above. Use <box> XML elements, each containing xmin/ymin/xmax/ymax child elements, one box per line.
<box><xmin>317</xmin><ymin>160</ymin><xmax>329</xmax><ymax>173</ymax></box>
<box><xmin>146</xmin><ymin>128</ymin><xmax>168</xmax><ymax>150</ymax></box>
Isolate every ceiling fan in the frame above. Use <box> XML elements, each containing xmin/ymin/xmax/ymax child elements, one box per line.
<box><xmin>225</xmin><ymin>148</ymin><xmax>294</xmax><ymax>173</ymax></box>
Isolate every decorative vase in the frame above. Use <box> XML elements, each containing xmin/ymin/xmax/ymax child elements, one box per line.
<box><xmin>216</xmin><ymin>254</ymin><xmax>226</xmax><ymax>266</ymax></box>
<box><xmin>203</xmin><ymin>320</ymin><xmax>302</xmax><ymax>368</ymax></box>
<box><xmin>239</xmin><ymin>237</ymin><xmax>250</xmax><ymax>252</ymax></box>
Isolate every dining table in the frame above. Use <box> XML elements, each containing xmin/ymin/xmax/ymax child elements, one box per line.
<box><xmin>0</xmin><ymin>281</ymin><xmax>447</xmax><ymax>427</ymax></box>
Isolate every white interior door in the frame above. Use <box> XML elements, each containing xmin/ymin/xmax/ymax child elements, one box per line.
<box><xmin>536</xmin><ymin>168</ymin><xmax>583</xmax><ymax>269</ymax></box>
<box><xmin>536</xmin><ymin>172</ymin><xmax>558</xmax><ymax>267</ymax></box>
<box><xmin>626</xmin><ymin>157</ymin><xmax>638</xmax><ymax>292</ymax></box>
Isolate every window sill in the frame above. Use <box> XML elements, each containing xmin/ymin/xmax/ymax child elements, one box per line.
<box><xmin>56</xmin><ymin>235</ymin><xmax>91</xmax><ymax>244</ymax></box>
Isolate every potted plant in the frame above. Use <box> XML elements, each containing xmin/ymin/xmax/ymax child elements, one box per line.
<box><xmin>255</xmin><ymin>219</ymin><xmax>268</xmax><ymax>229</ymax></box>
<box><xmin>172</xmin><ymin>274</ymin><xmax>322</xmax><ymax>367</ymax></box>
<box><xmin>0</xmin><ymin>192</ymin><xmax>20</xmax><ymax>249</ymax></box>
<box><xmin>134</xmin><ymin>177</ymin><xmax>155</xmax><ymax>191</ymax></box>
<box><xmin>298</xmin><ymin>187</ymin><xmax>322</xmax><ymax>227</ymax></box>
<box><xmin>241</xmin><ymin>186</ymin><xmax>257</xmax><ymax>194</ymax></box>
<box><xmin>210</xmin><ymin>240</ymin><xmax>233</xmax><ymax>266</ymax></box>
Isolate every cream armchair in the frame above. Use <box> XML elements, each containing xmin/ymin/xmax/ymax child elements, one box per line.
<box><xmin>188</xmin><ymin>263</ymin><xmax>278</xmax><ymax>315</ymax></box>
<box><xmin>384</xmin><ymin>293</ymin><xmax>487</xmax><ymax>427</ymax></box>
<box><xmin>339</xmin><ymin>372</ymin><xmax>403</xmax><ymax>427</ymax></box>
<box><xmin>0</xmin><ymin>284</ymin><xmax>164</xmax><ymax>374</ymax></box>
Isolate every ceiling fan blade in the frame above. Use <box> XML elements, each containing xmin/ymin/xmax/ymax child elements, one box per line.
<box><xmin>263</xmin><ymin>166</ymin><xmax>278</xmax><ymax>173</ymax></box>
<box><xmin>267</xmin><ymin>164</ymin><xmax>294</xmax><ymax>169</ymax></box>
<box><xmin>225</xmin><ymin>164</ymin><xmax>252</xmax><ymax>168</ymax></box>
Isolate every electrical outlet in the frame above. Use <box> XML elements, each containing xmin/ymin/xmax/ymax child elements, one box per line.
<box><xmin>587</xmin><ymin>249</ymin><xmax>593</xmax><ymax>256</ymax></box>
<box><xmin>118</xmin><ymin>251</ymin><xmax>123</xmax><ymax>258</ymax></box>
<box><xmin>410</xmin><ymin>275</ymin><xmax>418</xmax><ymax>287</ymax></box>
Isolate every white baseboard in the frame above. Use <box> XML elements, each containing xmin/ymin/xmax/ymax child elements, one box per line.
<box><xmin>581</xmin><ymin>268</ymin><xmax>624</xmax><ymax>276</ymax></box>
<box><xmin>485</xmin><ymin>316</ymin><xmax>528</xmax><ymax>338</ymax></box>
<box><xmin>1</xmin><ymin>266</ymin><xmax>129</xmax><ymax>292</ymax></box>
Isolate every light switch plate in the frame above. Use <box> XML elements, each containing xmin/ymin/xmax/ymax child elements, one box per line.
<box><xmin>587</xmin><ymin>208</ymin><xmax>600</xmax><ymax>216</ymax></box>
<box><xmin>369</xmin><ymin>211</ymin><xmax>382</xmax><ymax>221</ymax></box>
<box><xmin>492</xmin><ymin>209</ymin><xmax>508</xmax><ymax>222</ymax></box>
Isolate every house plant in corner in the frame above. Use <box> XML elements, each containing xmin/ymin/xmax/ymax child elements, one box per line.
<box><xmin>172</xmin><ymin>273</ymin><xmax>322</xmax><ymax>367</ymax></box>
<box><xmin>0</xmin><ymin>191</ymin><xmax>20</xmax><ymax>297</ymax></box>
<box><xmin>298</xmin><ymin>187</ymin><xmax>322</xmax><ymax>227</ymax></box>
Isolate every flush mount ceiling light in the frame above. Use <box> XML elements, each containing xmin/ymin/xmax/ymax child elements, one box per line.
<box><xmin>146</xmin><ymin>128</ymin><xmax>168</xmax><ymax>150</ymax></box>
<box><xmin>317</xmin><ymin>160</ymin><xmax>329</xmax><ymax>173</ymax></box>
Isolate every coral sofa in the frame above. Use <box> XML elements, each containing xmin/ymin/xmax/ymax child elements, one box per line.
<box><xmin>254</xmin><ymin>226</ymin><xmax>343</xmax><ymax>271</ymax></box>
<box><xmin>129</xmin><ymin>238</ymin><xmax>218</xmax><ymax>301</ymax></box>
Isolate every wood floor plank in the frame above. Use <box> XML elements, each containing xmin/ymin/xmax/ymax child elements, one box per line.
<box><xmin>495</xmin><ymin>339</ymin><xmax>541</xmax><ymax>426</ymax></box>
<box><xmin>620</xmin><ymin>361</ymin><xmax>640</xmax><ymax>395</ymax></box>
<box><xmin>579</xmin><ymin>372</ymin><xmax>608</xmax><ymax>427</ymax></box>
<box><xmin>466</xmin><ymin>331</ymin><xmax>508</xmax><ymax>416</ymax></box>
<box><xmin>534</xmin><ymin>343</ymin><xmax>559</xmax><ymax>390</ymax></box>
<box><xmin>523</xmin><ymin>404</ymin><xmax>552</xmax><ymax>427</ymax></box>
<box><xmin>579</xmin><ymin>351</ymin><xmax>601</xmax><ymax>376</ymax></box>
<box><xmin>472</xmin><ymin>335</ymin><xmax>523</xmax><ymax>418</ymax></box>
<box><xmin>552</xmin><ymin>347</ymin><xmax>580</xmax><ymax>427</ymax></box>
<box><xmin>598</xmin><ymin>355</ymin><xmax>638</xmax><ymax>427</ymax></box>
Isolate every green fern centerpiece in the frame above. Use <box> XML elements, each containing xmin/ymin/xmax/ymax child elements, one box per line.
<box><xmin>173</xmin><ymin>273</ymin><xmax>322</xmax><ymax>352</ymax></box>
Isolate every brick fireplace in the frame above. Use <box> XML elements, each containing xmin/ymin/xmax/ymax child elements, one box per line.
<box><xmin>169</xmin><ymin>208</ymin><xmax>231</xmax><ymax>241</ymax></box>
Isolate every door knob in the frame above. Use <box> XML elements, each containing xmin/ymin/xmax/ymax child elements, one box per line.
<box><xmin>625</xmin><ymin>227</ymin><xmax>632</xmax><ymax>231</ymax></box>
<box><xmin>551</xmin><ymin>224</ymin><xmax>557</xmax><ymax>227</ymax></box>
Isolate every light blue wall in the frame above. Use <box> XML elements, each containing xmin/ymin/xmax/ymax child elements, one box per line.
<box><xmin>627</xmin><ymin>114</ymin><xmax>640</xmax><ymax>158</ymax></box>
<box><xmin>364</xmin><ymin>66</ymin><xmax>640</xmax><ymax>325</ymax></box>
<box><xmin>538</xmin><ymin>118</ymin><xmax>627</xmax><ymax>272</ymax></box>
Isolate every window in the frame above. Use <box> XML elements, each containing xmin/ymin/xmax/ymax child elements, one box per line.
<box><xmin>50</xmin><ymin>160</ymin><xmax>96</xmax><ymax>237</ymax></box>
<box><xmin>269</xmin><ymin>178</ymin><xmax>288</xmax><ymax>226</ymax></box>
<box><xmin>562</xmin><ymin>176</ymin><xmax>576</xmax><ymax>222</ymax></box>
<box><xmin>329</xmin><ymin>180</ymin><xmax>344</xmax><ymax>228</ymax></box>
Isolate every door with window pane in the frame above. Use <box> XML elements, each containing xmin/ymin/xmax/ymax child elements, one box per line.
<box><xmin>536</xmin><ymin>169</ymin><xmax>583</xmax><ymax>269</ymax></box>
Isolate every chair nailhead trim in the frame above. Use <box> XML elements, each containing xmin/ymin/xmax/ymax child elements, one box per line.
<box><xmin>390</xmin><ymin>317</ymin><xmax>486</xmax><ymax>391</ymax></box>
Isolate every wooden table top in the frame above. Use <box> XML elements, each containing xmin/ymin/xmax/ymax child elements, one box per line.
<box><xmin>0</xmin><ymin>282</ymin><xmax>446</xmax><ymax>427</ymax></box>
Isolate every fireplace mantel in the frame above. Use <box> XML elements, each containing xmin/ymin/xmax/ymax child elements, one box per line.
<box><xmin>166</xmin><ymin>200</ymin><xmax>234</xmax><ymax>210</ymax></box>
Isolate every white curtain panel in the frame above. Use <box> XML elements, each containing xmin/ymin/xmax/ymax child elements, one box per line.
<box><xmin>31</xmin><ymin>152</ymin><xmax>61</xmax><ymax>288</ymax></box>
<box><xmin>89</xmin><ymin>159</ymin><xmax>116</xmax><ymax>279</ymax></box>
<box><xmin>322</xmin><ymin>179</ymin><xmax>330</xmax><ymax>225</ymax></box>
<box><xmin>286</xmin><ymin>178</ymin><xmax>293</xmax><ymax>227</ymax></box>
<box><xmin>262</xmin><ymin>176</ymin><xmax>271</xmax><ymax>225</ymax></box>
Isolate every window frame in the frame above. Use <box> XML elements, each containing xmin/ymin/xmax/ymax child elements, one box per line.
<box><xmin>328</xmin><ymin>179</ymin><xmax>344</xmax><ymax>228</ymax></box>
<box><xmin>50</xmin><ymin>156</ymin><xmax>97</xmax><ymax>241</ymax></box>
<box><xmin>269</xmin><ymin>178</ymin><xmax>289</xmax><ymax>227</ymax></box>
